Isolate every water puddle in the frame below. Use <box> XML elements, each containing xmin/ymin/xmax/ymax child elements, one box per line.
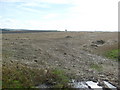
<box><xmin>70</xmin><ymin>79</ymin><xmax>117</xmax><ymax>90</ymax></box>
<box><xmin>36</xmin><ymin>79</ymin><xmax>117</xmax><ymax>89</ymax></box>
<box><xmin>103</xmin><ymin>81</ymin><xmax>117</xmax><ymax>90</ymax></box>
<box><xmin>86</xmin><ymin>81</ymin><xmax>102</xmax><ymax>89</ymax></box>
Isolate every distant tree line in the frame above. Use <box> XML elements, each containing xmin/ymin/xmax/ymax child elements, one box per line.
<box><xmin>1</xmin><ymin>29</ymin><xmax>61</xmax><ymax>34</ymax></box>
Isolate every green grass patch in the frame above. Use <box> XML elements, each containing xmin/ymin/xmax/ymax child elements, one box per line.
<box><xmin>2</xmin><ymin>62</ymin><xmax>70</xmax><ymax>88</ymax></box>
<box><xmin>90</xmin><ymin>63</ymin><xmax>102</xmax><ymax>71</ymax></box>
<box><xmin>105</xmin><ymin>49</ymin><xmax>119</xmax><ymax>60</ymax></box>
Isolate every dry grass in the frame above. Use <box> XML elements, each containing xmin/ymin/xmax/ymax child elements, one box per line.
<box><xmin>2</xmin><ymin>62</ymin><xmax>70</xmax><ymax>88</ymax></box>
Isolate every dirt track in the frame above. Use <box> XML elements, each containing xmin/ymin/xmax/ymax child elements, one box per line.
<box><xmin>2</xmin><ymin>32</ymin><xmax>119</xmax><ymax>87</ymax></box>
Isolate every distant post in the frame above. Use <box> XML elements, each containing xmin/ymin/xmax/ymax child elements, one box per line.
<box><xmin>65</xmin><ymin>29</ymin><xmax>67</xmax><ymax>32</ymax></box>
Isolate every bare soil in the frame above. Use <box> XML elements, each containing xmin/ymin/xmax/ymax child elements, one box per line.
<box><xmin>2</xmin><ymin>32</ymin><xmax>119</xmax><ymax>87</ymax></box>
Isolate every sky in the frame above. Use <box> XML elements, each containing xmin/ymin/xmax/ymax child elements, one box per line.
<box><xmin>0</xmin><ymin>0</ymin><xmax>119</xmax><ymax>31</ymax></box>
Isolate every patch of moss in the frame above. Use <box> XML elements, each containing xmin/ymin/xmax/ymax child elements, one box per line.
<box><xmin>105</xmin><ymin>49</ymin><xmax>119</xmax><ymax>60</ymax></box>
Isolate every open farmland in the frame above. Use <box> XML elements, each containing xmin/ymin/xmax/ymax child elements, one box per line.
<box><xmin>2</xmin><ymin>31</ymin><xmax>119</xmax><ymax>88</ymax></box>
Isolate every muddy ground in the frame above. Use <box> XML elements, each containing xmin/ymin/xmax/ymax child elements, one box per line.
<box><xmin>2</xmin><ymin>32</ymin><xmax>119</xmax><ymax>87</ymax></box>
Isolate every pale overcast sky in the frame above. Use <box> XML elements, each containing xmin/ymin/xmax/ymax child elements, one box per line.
<box><xmin>0</xmin><ymin>0</ymin><xmax>119</xmax><ymax>31</ymax></box>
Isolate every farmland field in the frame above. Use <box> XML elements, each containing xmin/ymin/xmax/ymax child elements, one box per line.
<box><xmin>2</xmin><ymin>31</ymin><xmax>119</xmax><ymax>88</ymax></box>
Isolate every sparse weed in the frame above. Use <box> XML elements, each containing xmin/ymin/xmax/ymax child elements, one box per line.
<box><xmin>90</xmin><ymin>63</ymin><xmax>102</xmax><ymax>71</ymax></box>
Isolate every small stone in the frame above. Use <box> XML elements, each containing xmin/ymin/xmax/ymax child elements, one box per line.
<box><xmin>20</xmin><ymin>41</ymin><xmax>23</xmax><ymax>43</ymax></box>
<box><xmin>72</xmin><ymin>65</ymin><xmax>76</xmax><ymax>67</ymax></box>
<box><xmin>10</xmin><ymin>60</ymin><xmax>13</xmax><ymax>63</ymax></box>
<box><xmin>97</xmin><ymin>81</ymin><xmax>104</xmax><ymax>87</ymax></box>
<box><xmin>99</xmin><ymin>75</ymin><xmax>105</xmax><ymax>78</ymax></box>
<box><xmin>33</xmin><ymin>56</ymin><xmax>37</xmax><ymax>59</ymax></box>
<box><xmin>83</xmin><ymin>44</ymin><xmax>87</xmax><ymax>47</ymax></box>
<box><xmin>59</xmin><ymin>64</ymin><xmax>61</xmax><ymax>66</ymax></box>
<box><xmin>64</xmin><ymin>66</ymin><xmax>68</xmax><ymax>69</ymax></box>
<box><xmin>44</xmin><ymin>70</ymin><xmax>48</xmax><ymax>74</ymax></box>
<box><xmin>91</xmin><ymin>44</ymin><xmax>98</xmax><ymax>47</ymax></box>
<box><xmin>65</xmin><ymin>36</ymin><xmax>72</xmax><ymax>38</ymax></box>
<box><xmin>64</xmin><ymin>53</ymin><xmax>67</xmax><ymax>55</ymax></box>
<box><xmin>16</xmin><ymin>66</ymin><xmax>19</xmax><ymax>69</ymax></box>
<box><xmin>35</xmin><ymin>49</ymin><xmax>38</xmax><ymax>51</ymax></box>
<box><xmin>34</xmin><ymin>60</ymin><xmax>38</xmax><ymax>62</ymax></box>
<box><xmin>68</xmin><ymin>68</ymin><xmax>71</xmax><ymax>70</ymax></box>
<box><xmin>92</xmin><ymin>79</ymin><xmax>98</xmax><ymax>83</ymax></box>
<box><xmin>21</xmin><ymin>57</ymin><xmax>24</xmax><ymax>59</ymax></box>
<box><xmin>92</xmin><ymin>40</ymin><xmax>105</xmax><ymax>45</ymax></box>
